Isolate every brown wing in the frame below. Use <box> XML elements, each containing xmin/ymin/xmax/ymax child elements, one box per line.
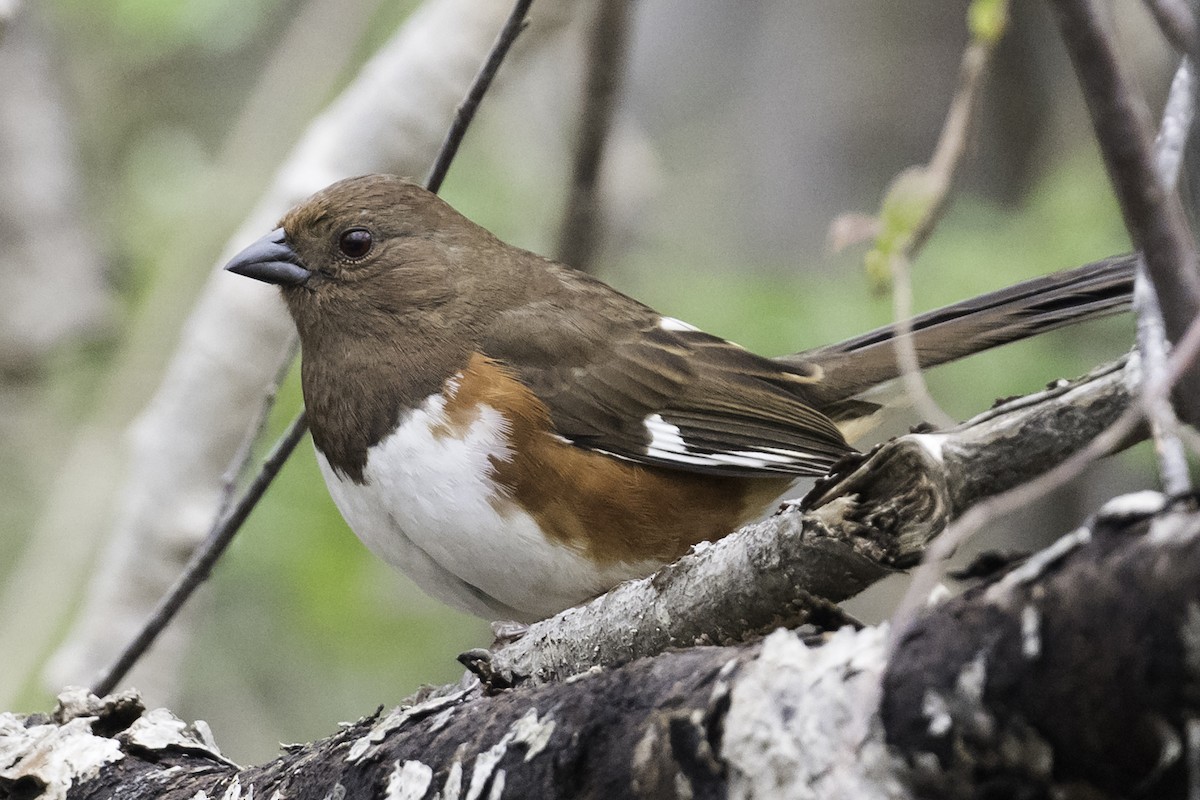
<box><xmin>478</xmin><ymin>270</ymin><xmax>853</xmax><ymax>478</ymax></box>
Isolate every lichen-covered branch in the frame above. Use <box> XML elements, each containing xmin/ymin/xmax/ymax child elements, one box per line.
<box><xmin>5</xmin><ymin>492</ymin><xmax>1196</xmax><ymax>799</ymax></box>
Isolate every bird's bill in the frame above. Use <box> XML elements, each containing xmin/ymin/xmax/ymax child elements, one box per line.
<box><xmin>224</xmin><ymin>228</ymin><xmax>312</xmax><ymax>286</ymax></box>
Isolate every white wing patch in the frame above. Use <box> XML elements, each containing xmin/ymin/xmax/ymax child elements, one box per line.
<box><xmin>643</xmin><ymin>413</ymin><xmax>826</xmax><ymax>471</ymax></box>
<box><xmin>659</xmin><ymin>316</ymin><xmax>701</xmax><ymax>332</ymax></box>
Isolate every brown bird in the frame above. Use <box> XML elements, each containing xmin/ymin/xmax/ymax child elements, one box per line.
<box><xmin>225</xmin><ymin>174</ymin><xmax>1133</xmax><ymax>621</ymax></box>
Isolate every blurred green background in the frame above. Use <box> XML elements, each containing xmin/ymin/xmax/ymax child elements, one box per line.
<box><xmin>0</xmin><ymin>0</ymin><xmax>1171</xmax><ymax>764</ymax></box>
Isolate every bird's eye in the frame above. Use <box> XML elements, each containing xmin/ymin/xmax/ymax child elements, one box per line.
<box><xmin>338</xmin><ymin>228</ymin><xmax>373</xmax><ymax>260</ymax></box>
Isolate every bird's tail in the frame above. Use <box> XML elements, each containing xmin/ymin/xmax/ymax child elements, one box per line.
<box><xmin>782</xmin><ymin>253</ymin><xmax>1137</xmax><ymax>408</ymax></box>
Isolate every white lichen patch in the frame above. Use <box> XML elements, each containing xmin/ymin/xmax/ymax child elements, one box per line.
<box><xmin>1097</xmin><ymin>490</ymin><xmax>1167</xmax><ymax>520</ymax></box>
<box><xmin>464</xmin><ymin>708</ymin><xmax>555</xmax><ymax>800</ymax></box>
<box><xmin>123</xmin><ymin>707</ymin><xmax>232</xmax><ymax>765</ymax></box>
<box><xmin>925</xmin><ymin>583</ymin><xmax>952</xmax><ymax>608</ymax></box>
<box><xmin>906</xmin><ymin>432</ymin><xmax>948</xmax><ymax>465</ymax></box>
<box><xmin>437</xmin><ymin>760</ymin><xmax>463</xmax><ymax>800</ymax></box>
<box><xmin>1021</xmin><ymin>604</ymin><xmax>1042</xmax><ymax>660</ymax></box>
<box><xmin>955</xmin><ymin>653</ymin><xmax>987</xmax><ymax>704</ymax></box>
<box><xmin>0</xmin><ymin>714</ymin><xmax>124</xmax><ymax>800</ymax></box>
<box><xmin>510</xmin><ymin>708</ymin><xmax>555</xmax><ymax>762</ymax></box>
<box><xmin>467</xmin><ymin>740</ymin><xmax>506</xmax><ymax>800</ymax></box>
<box><xmin>386</xmin><ymin>759</ymin><xmax>434</xmax><ymax>800</ymax></box>
<box><xmin>722</xmin><ymin>626</ymin><xmax>907</xmax><ymax>799</ymax></box>
<box><xmin>486</xmin><ymin>769</ymin><xmax>505</xmax><ymax>800</ymax></box>
<box><xmin>922</xmin><ymin>691</ymin><xmax>952</xmax><ymax>738</ymax></box>
<box><xmin>564</xmin><ymin>665</ymin><xmax>603</xmax><ymax>684</ymax></box>
<box><xmin>1148</xmin><ymin>506</ymin><xmax>1200</xmax><ymax>545</ymax></box>
<box><xmin>710</xmin><ymin>657</ymin><xmax>740</xmax><ymax>706</ymax></box>
<box><xmin>427</xmin><ymin>707</ymin><xmax>457</xmax><ymax>734</ymax></box>
<box><xmin>218</xmin><ymin>777</ymin><xmax>247</xmax><ymax>800</ymax></box>
<box><xmin>348</xmin><ymin>685</ymin><xmax>475</xmax><ymax>763</ymax></box>
<box><xmin>986</xmin><ymin>528</ymin><xmax>1092</xmax><ymax>601</ymax></box>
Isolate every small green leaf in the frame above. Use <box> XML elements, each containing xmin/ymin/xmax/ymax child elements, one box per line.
<box><xmin>968</xmin><ymin>0</ymin><xmax>1010</xmax><ymax>44</ymax></box>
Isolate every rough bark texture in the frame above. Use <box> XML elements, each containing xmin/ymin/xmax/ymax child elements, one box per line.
<box><xmin>4</xmin><ymin>491</ymin><xmax>1197</xmax><ymax>799</ymax></box>
<box><xmin>885</xmin><ymin>492</ymin><xmax>1200</xmax><ymax>799</ymax></box>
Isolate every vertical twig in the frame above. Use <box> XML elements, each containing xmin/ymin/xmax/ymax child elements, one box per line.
<box><xmin>92</xmin><ymin>0</ymin><xmax>539</xmax><ymax>698</ymax></box>
<box><xmin>832</xmin><ymin>1</ymin><xmax>1010</xmax><ymax>430</ymax></box>
<box><xmin>555</xmin><ymin>0</ymin><xmax>632</xmax><ymax>271</ymax></box>
<box><xmin>1138</xmin><ymin>59</ymin><xmax>1195</xmax><ymax>495</ymax></box>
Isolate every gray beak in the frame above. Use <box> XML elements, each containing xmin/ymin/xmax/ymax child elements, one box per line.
<box><xmin>224</xmin><ymin>228</ymin><xmax>312</xmax><ymax>286</ymax></box>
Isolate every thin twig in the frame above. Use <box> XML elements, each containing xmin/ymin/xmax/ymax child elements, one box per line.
<box><xmin>1137</xmin><ymin>59</ymin><xmax>1197</xmax><ymax>495</ymax></box>
<box><xmin>92</xmin><ymin>0</ymin><xmax>539</xmax><ymax>697</ymax></box>
<box><xmin>424</xmin><ymin>0</ymin><xmax>535</xmax><ymax>194</ymax></box>
<box><xmin>555</xmin><ymin>0</ymin><xmax>632</xmax><ymax>271</ymax></box>
<box><xmin>92</xmin><ymin>411</ymin><xmax>310</xmax><ymax>696</ymax></box>
<box><xmin>1051</xmin><ymin>0</ymin><xmax>1200</xmax><ymax>425</ymax></box>
<box><xmin>888</xmin><ymin>252</ymin><xmax>957</xmax><ymax>429</ymax></box>
<box><xmin>858</xmin><ymin>2</ymin><xmax>1008</xmax><ymax>430</ymax></box>
<box><xmin>1136</xmin><ymin>270</ymin><xmax>1193</xmax><ymax>490</ymax></box>
<box><xmin>215</xmin><ymin>337</ymin><xmax>300</xmax><ymax>520</ymax></box>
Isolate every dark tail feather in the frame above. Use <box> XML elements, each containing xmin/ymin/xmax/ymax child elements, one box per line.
<box><xmin>780</xmin><ymin>253</ymin><xmax>1137</xmax><ymax>406</ymax></box>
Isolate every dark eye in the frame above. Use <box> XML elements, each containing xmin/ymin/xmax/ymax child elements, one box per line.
<box><xmin>338</xmin><ymin>228</ymin><xmax>373</xmax><ymax>260</ymax></box>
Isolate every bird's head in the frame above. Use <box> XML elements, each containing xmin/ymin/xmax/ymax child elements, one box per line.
<box><xmin>224</xmin><ymin>174</ymin><xmax>511</xmax><ymax>337</ymax></box>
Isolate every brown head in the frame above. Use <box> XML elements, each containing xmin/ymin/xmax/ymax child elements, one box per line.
<box><xmin>226</xmin><ymin>174</ymin><xmax>545</xmax><ymax>342</ymax></box>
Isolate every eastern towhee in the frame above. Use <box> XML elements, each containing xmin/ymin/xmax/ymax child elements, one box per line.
<box><xmin>225</xmin><ymin>174</ymin><xmax>1133</xmax><ymax>621</ymax></box>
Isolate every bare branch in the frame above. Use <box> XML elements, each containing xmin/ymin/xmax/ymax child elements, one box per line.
<box><xmin>10</xmin><ymin>494</ymin><xmax>1200</xmax><ymax>799</ymax></box>
<box><xmin>1138</xmin><ymin>59</ymin><xmax>1197</xmax><ymax>494</ymax></box>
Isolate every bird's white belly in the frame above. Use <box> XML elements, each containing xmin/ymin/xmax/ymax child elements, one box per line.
<box><xmin>315</xmin><ymin>393</ymin><xmax>655</xmax><ymax>622</ymax></box>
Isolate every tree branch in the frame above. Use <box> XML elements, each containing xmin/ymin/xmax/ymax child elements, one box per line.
<box><xmin>7</xmin><ymin>491</ymin><xmax>1197</xmax><ymax>799</ymax></box>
